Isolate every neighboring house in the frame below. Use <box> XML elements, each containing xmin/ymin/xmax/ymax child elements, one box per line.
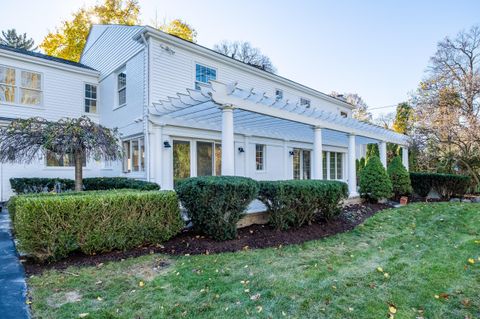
<box><xmin>0</xmin><ymin>25</ymin><xmax>408</xmax><ymax>200</ymax></box>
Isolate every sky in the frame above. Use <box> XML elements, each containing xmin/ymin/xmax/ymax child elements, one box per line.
<box><xmin>2</xmin><ymin>0</ymin><xmax>480</xmax><ymax>117</ymax></box>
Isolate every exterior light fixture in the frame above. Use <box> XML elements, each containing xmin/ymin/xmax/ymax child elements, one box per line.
<box><xmin>164</xmin><ymin>141</ymin><xmax>171</xmax><ymax>148</ymax></box>
<box><xmin>238</xmin><ymin>147</ymin><xmax>245</xmax><ymax>153</ymax></box>
<box><xmin>289</xmin><ymin>150</ymin><xmax>295</xmax><ymax>156</ymax></box>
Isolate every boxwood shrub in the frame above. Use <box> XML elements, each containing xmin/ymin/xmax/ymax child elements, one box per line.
<box><xmin>175</xmin><ymin>176</ymin><xmax>259</xmax><ymax>241</ymax></box>
<box><xmin>359</xmin><ymin>156</ymin><xmax>393</xmax><ymax>202</ymax></box>
<box><xmin>10</xmin><ymin>177</ymin><xmax>159</xmax><ymax>194</ymax></box>
<box><xmin>258</xmin><ymin>180</ymin><xmax>348</xmax><ymax>230</ymax></box>
<box><xmin>410</xmin><ymin>172</ymin><xmax>470</xmax><ymax>199</ymax></box>
<box><xmin>13</xmin><ymin>190</ymin><xmax>183</xmax><ymax>261</ymax></box>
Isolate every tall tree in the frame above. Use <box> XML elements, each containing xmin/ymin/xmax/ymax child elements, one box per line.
<box><xmin>40</xmin><ymin>0</ymin><xmax>140</xmax><ymax>62</ymax></box>
<box><xmin>392</xmin><ymin>102</ymin><xmax>413</xmax><ymax>134</ymax></box>
<box><xmin>159</xmin><ymin>19</ymin><xmax>197</xmax><ymax>42</ymax></box>
<box><xmin>0</xmin><ymin>29</ymin><xmax>36</xmax><ymax>50</ymax></box>
<box><xmin>0</xmin><ymin>117</ymin><xmax>121</xmax><ymax>191</ymax></box>
<box><xmin>213</xmin><ymin>41</ymin><xmax>276</xmax><ymax>73</ymax></box>
<box><xmin>413</xmin><ymin>25</ymin><xmax>480</xmax><ymax>184</ymax></box>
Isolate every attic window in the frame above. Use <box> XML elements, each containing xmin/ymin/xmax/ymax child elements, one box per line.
<box><xmin>300</xmin><ymin>98</ymin><xmax>310</xmax><ymax>108</ymax></box>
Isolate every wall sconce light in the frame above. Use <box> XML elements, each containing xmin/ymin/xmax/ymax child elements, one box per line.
<box><xmin>289</xmin><ymin>150</ymin><xmax>295</xmax><ymax>156</ymax></box>
<box><xmin>164</xmin><ymin>141</ymin><xmax>171</xmax><ymax>148</ymax></box>
<box><xmin>238</xmin><ymin>147</ymin><xmax>245</xmax><ymax>153</ymax></box>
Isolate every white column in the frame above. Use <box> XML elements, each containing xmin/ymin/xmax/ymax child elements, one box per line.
<box><xmin>244</xmin><ymin>135</ymin><xmax>250</xmax><ymax>178</ymax></box>
<box><xmin>221</xmin><ymin>105</ymin><xmax>235</xmax><ymax>175</ymax></box>
<box><xmin>313</xmin><ymin>127</ymin><xmax>323</xmax><ymax>179</ymax></box>
<box><xmin>379</xmin><ymin>141</ymin><xmax>387</xmax><ymax>169</ymax></box>
<box><xmin>152</xmin><ymin>125</ymin><xmax>163</xmax><ymax>185</ymax></box>
<box><xmin>162</xmin><ymin>134</ymin><xmax>173</xmax><ymax>190</ymax></box>
<box><xmin>348</xmin><ymin>134</ymin><xmax>358</xmax><ymax>197</ymax></box>
<box><xmin>402</xmin><ymin>146</ymin><xmax>409</xmax><ymax>171</ymax></box>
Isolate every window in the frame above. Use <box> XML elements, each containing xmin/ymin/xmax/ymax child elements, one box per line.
<box><xmin>275</xmin><ymin>89</ymin><xmax>283</xmax><ymax>101</ymax></box>
<box><xmin>20</xmin><ymin>70</ymin><xmax>42</xmax><ymax>105</ymax></box>
<box><xmin>300</xmin><ymin>98</ymin><xmax>310</xmax><ymax>108</ymax></box>
<box><xmin>0</xmin><ymin>66</ymin><xmax>15</xmax><ymax>103</ymax></box>
<box><xmin>340</xmin><ymin>111</ymin><xmax>348</xmax><ymax>118</ymax></box>
<box><xmin>0</xmin><ymin>66</ymin><xmax>42</xmax><ymax>105</ymax></box>
<box><xmin>322</xmin><ymin>151</ymin><xmax>327</xmax><ymax>179</ymax></box>
<box><xmin>117</xmin><ymin>69</ymin><xmax>126</xmax><ymax>106</ymax></box>
<box><xmin>173</xmin><ymin>140</ymin><xmax>191</xmax><ymax>180</ymax></box>
<box><xmin>293</xmin><ymin>148</ymin><xmax>311</xmax><ymax>180</ymax></box>
<box><xmin>195</xmin><ymin>64</ymin><xmax>216</xmax><ymax>89</ymax></box>
<box><xmin>122</xmin><ymin>137</ymin><xmax>144</xmax><ymax>173</ymax></box>
<box><xmin>328</xmin><ymin>151</ymin><xmax>344</xmax><ymax>180</ymax></box>
<box><xmin>46</xmin><ymin>151</ymin><xmax>86</xmax><ymax>167</ymax></box>
<box><xmin>85</xmin><ymin>84</ymin><xmax>97</xmax><ymax>113</ymax></box>
<box><xmin>255</xmin><ymin>144</ymin><xmax>265</xmax><ymax>171</ymax></box>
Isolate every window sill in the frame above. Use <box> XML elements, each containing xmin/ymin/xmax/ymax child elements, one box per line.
<box><xmin>0</xmin><ymin>101</ymin><xmax>45</xmax><ymax>110</ymax></box>
<box><xmin>44</xmin><ymin>167</ymin><xmax>91</xmax><ymax>171</ymax></box>
<box><xmin>113</xmin><ymin>104</ymin><xmax>126</xmax><ymax>111</ymax></box>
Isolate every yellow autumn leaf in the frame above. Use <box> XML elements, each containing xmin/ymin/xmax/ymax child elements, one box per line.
<box><xmin>138</xmin><ymin>281</ymin><xmax>145</xmax><ymax>287</ymax></box>
<box><xmin>468</xmin><ymin>258</ymin><xmax>475</xmax><ymax>264</ymax></box>
<box><xmin>384</xmin><ymin>273</ymin><xmax>390</xmax><ymax>278</ymax></box>
<box><xmin>434</xmin><ymin>294</ymin><xmax>440</xmax><ymax>299</ymax></box>
<box><xmin>389</xmin><ymin>305</ymin><xmax>397</xmax><ymax>314</ymax></box>
<box><xmin>377</xmin><ymin>267</ymin><xmax>384</xmax><ymax>272</ymax></box>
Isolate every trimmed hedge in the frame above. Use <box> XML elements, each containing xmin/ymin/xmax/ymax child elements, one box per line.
<box><xmin>9</xmin><ymin>177</ymin><xmax>159</xmax><ymax>194</ymax></box>
<box><xmin>359</xmin><ymin>156</ymin><xmax>393</xmax><ymax>202</ymax></box>
<box><xmin>258</xmin><ymin>180</ymin><xmax>348</xmax><ymax>230</ymax></box>
<box><xmin>410</xmin><ymin>172</ymin><xmax>470</xmax><ymax>199</ymax></box>
<box><xmin>13</xmin><ymin>190</ymin><xmax>183</xmax><ymax>261</ymax></box>
<box><xmin>175</xmin><ymin>176</ymin><xmax>259</xmax><ymax>241</ymax></box>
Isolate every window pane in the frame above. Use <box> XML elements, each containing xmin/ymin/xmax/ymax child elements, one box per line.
<box><xmin>118</xmin><ymin>88</ymin><xmax>126</xmax><ymax>105</ymax></box>
<box><xmin>337</xmin><ymin>153</ymin><xmax>343</xmax><ymax>180</ymax></box>
<box><xmin>275</xmin><ymin>89</ymin><xmax>283</xmax><ymax>100</ymax></box>
<box><xmin>85</xmin><ymin>99</ymin><xmax>97</xmax><ymax>113</ymax></box>
<box><xmin>0</xmin><ymin>67</ymin><xmax>15</xmax><ymax>85</ymax></box>
<box><xmin>173</xmin><ymin>140</ymin><xmax>191</xmax><ymax>180</ymax></box>
<box><xmin>140</xmin><ymin>139</ymin><xmax>145</xmax><ymax>171</ymax></box>
<box><xmin>215</xmin><ymin>143</ymin><xmax>222</xmax><ymax>176</ymax></box>
<box><xmin>118</xmin><ymin>72</ymin><xmax>126</xmax><ymax>88</ymax></box>
<box><xmin>20</xmin><ymin>88</ymin><xmax>41</xmax><ymax>105</ymax></box>
<box><xmin>195</xmin><ymin>64</ymin><xmax>216</xmax><ymax>88</ymax></box>
<box><xmin>256</xmin><ymin>144</ymin><xmax>265</xmax><ymax>170</ymax></box>
<box><xmin>132</xmin><ymin>140</ymin><xmax>139</xmax><ymax>171</ymax></box>
<box><xmin>46</xmin><ymin>151</ymin><xmax>85</xmax><ymax>167</ymax></box>
<box><xmin>21</xmin><ymin>71</ymin><xmax>41</xmax><ymax>90</ymax></box>
<box><xmin>0</xmin><ymin>85</ymin><xmax>15</xmax><ymax>103</ymax></box>
<box><xmin>197</xmin><ymin>141</ymin><xmax>213</xmax><ymax>176</ymax></box>
<box><xmin>123</xmin><ymin>141</ymin><xmax>131</xmax><ymax>172</ymax></box>
<box><xmin>322</xmin><ymin>151</ymin><xmax>327</xmax><ymax>180</ymax></box>
<box><xmin>330</xmin><ymin>152</ymin><xmax>336</xmax><ymax>180</ymax></box>
<box><xmin>293</xmin><ymin>149</ymin><xmax>301</xmax><ymax>179</ymax></box>
<box><xmin>302</xmin><ymin>150</ymin><xmax>311</xmax><ymax>180</ymax></box>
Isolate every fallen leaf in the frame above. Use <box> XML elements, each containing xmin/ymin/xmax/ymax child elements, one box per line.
<box><xmin>384</xmin><ymin>273</ymin><xmax>390</xmax><ymax>278</ymax></box>
<box><xmin>468</xmin><ymin>258</ymin><xmax>475</xmax><ymax>264</ymax></box>
<box><xmin>434</xmin><ymin>295</ymin><xmax>440</xmax><ymax>299</ymax></box>
<box><xmin>461</xmin><ymin>299</ymin><xmax>471</xmax><ymax>307</ymax></box>
<box><xmin>256</xmin><ymin>305</ymin><xmax>263</xmax><ymax>313</ymax></box>
<box><xmin>439</xmin><ymin>293</ymin><xmax>449</xmax><ymax>300</ymax></box>
<box><xmin>250</xmin><ymin>293</ymin><xmax>261</xmax><ymax>301</ymax></box>
<box><xmin>138</xmin><ymin>281</ymin><xmax>145</xmax><ymax>287</ymax></box>
<box><xmin>377</xmin><ymin>267</ymin><xmax>384</xmax><ymax>272</ymax></box>
<box><xmin>389</xmin><ymin>304</ymin><xmax>397</xmax><ymax>314</ymax></box>
<box><xmin>79</xmin><ymin>314</ymin><xmax>89</xmax><ymax>318</ymax></box>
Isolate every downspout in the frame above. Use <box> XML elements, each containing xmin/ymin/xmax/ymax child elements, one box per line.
<box><xmin>140</xmin><ymin>33</ymin><xmax>151</xmax><ymax>181</ymax></box>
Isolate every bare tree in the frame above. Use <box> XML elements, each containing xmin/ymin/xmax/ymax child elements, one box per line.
<box><xmin>214</xmin><ymin>41</ymin><xmax>276</xmax><ymax>73</ymax></box>
<box><xmin>331</xmin><ymin>92</ymin><xmax>373</xmax><ymax>122</ymax></box>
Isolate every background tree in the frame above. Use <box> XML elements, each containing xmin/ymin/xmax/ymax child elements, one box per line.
<box><xmin>213</xmin><ymin>41</ymin><xmax>276</xmax><ymax>73</ymax></box>
<box><xmin>159</xmin><ymin>19</ymin><xmax>197</xmax><ymax>42</ymax></box>
<box><xmin>0</xmin><ymin>117</ymin><xmax>121</xmax><ymax>191</ymax></box>
<box><xmin>41</xmin><ymin>0</ymin><xmax>140</xmax><ymax>62</ymax></box>
<box><xmin>412</xmin><ymin>25</ymin><xmax>480</xmax><ymax>185</ymax></box>
<box><xmin>0</xmin><ymin>29</ymin><xmax>36</xmax><ymax>50</ymax></box>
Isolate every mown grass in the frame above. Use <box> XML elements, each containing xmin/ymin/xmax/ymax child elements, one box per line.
<box><xmin>28</xmin><ymin>203</ymin><xmax>480</xmax><ymax>318</ymax></box>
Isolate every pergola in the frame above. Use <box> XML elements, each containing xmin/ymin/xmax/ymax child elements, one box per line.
<box><xmin>149</xmin><ymin>81</ymin><xmax>409</xmax><ymax>197</ymax></box>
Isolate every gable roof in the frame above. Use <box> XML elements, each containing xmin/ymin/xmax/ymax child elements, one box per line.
<box><xmin>0</xmin><ymin>44</ymin><xmax>97</xmax><ymax>71</ymax></box>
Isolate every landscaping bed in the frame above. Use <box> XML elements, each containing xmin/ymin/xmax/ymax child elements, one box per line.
<box><xmin>22</xmin><ymin>202</ymin><xmax>389</xmax><ymax>275</ymax></box>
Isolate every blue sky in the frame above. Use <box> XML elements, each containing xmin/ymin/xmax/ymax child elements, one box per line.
<box><xmin>2</xmin><ymin>0</ymin><xmax>480</xmax><ymax>116</ymax></box>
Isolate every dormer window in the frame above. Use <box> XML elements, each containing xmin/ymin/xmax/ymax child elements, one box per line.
<box><xmin>275</xmin><ymin>89</ymin><xmax>283</xmax><ymax>101</ymax></box>
<box><xmin>195</xmin><ymin>64</ymin><xmax>216</xmax><ymax>90</ymax></box>
<box><xmin>300</xmin><ymin>98</ymin><xmax>310</xmax><ymax>108</ymax></box>
<box><xmin>117</xmin><ymin>67</ymin><xmax>126</xmax><ymax>107</ymax></box>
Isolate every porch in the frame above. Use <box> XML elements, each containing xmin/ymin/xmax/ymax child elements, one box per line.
<box><xmin>148</xmin><ymin>81</ymin><xmax>408</xmax><ymax>197</ymax></box>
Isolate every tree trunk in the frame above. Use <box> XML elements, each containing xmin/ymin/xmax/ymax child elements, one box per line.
<box><xmin>74</xmin><ymin>150</ymin><xmax>83</xmax><ymax>192</ymax></box>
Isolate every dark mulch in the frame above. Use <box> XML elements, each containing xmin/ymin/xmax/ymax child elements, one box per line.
<box><xmin>22</xmin><ymin>202</ymin><xmax>391</xmax><ymax>275</ymax></box>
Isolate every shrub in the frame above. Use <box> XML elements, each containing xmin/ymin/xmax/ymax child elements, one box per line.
<box><xmin>175</xmin><ymin>176</ymin><xmax>259</xmax><ymax>240</ymax></box>
<box><xmin>387</xmin><ymin>156</ymin><xmax>412</xmax><ymax>200</ymax></box>
<box><xmin>258</xmin><ymin>180</ymin><xmax>348</xmax><ymax>230</ymax></box>
<box><xmin>9</xmin><ymin>177</ymin><xmax>159</xmax><ymax>194</ymax></box>
<box><xmin>13</xmin><ymin>190</ymin><xmax>183</xmax><ymax>261</ymax></box>
<box><xmin>359</xmin><ymin>156</ymin><xmax>393</xmax><ymax>202</ymax></box>
<box><xmin>410</xmin><ymin>172</ymin><xmax>470</xmax><ymax>199</ymax></box>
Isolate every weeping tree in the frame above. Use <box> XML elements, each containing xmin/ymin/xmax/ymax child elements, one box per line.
<box><xmin>0</xmin><ymin>116</ymin><xmax>121</xmax><ymax>191</ymax></box>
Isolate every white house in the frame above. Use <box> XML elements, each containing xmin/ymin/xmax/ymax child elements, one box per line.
<box><xmin>0</xmin><ymin>25</ymin><xmax>408</xmax><ymax>200</ymax></box>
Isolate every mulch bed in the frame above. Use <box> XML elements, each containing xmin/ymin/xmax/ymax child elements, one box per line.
<box><xmin>22</xmin><ymin>202</ymin><xmax>391</xmax><ymax>275</ymax></box>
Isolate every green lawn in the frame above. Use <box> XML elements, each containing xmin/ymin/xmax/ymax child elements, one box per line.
<box><xmin>28</xmin><ymin>203</ymin><xmax>480</xmax><ymax>319</ymax></box>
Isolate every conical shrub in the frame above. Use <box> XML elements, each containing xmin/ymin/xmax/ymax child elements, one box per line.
<box><xmin>359</xmin><ymin>156</ymin><xmax>393</xmax><ymax>202</ymax></box>
<box><xmin>387</xmin><ymin>156</ymin><xmax>412</xmax><ymax>200</ymax></box>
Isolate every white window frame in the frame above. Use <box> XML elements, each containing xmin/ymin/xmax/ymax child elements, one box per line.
<box><xmin>195</xmin><ymin>63</ymin><xmax>217</xmax><ymax>90</ymax></box>
<box><xmin>122</xmin><ymin>136</ymin><xmax>145</xmax><ymax>173</ymax></box>
<box><xmin>0</xmin><ymin>65</ymin><xmax>43</xmax><ymax>107</ymax></box>
<box><xmin>292</xmin><ymin>148</ymin><xmax>311</xmax><ymax>180</ymax></box>
<box><xmin>300</xmin><ymin>98</ymin><xmax>311</xmax><ymax>108</ymax></box>
<box><xmin>45</xmin><ymin>150</ymin><xmax>87</xmax><ymax>168</ymax></box>
<box><xmin>327</xmin><ymin>151</ymin><xmax>344</xmax><ymax>180</ymax></box>
<box><xmin>84</xmin><ymin>82</ymin><xmax>98</xmax><ymax>114</ymax></box>
<box><xmin>116</xmin><ymin>66</ymin><xmax>126</xmax><ymax>109</ymax></box>
<box><xmin>255</xmin><ymin>144</ymin><xmax>266</xmax><ymax>171</ymax></box>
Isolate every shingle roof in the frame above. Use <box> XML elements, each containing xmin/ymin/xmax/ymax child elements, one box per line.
<box><xmin>0</xmin><ymin>44</ymin><xmax>97</xmax><ymax>71</ymax></box>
